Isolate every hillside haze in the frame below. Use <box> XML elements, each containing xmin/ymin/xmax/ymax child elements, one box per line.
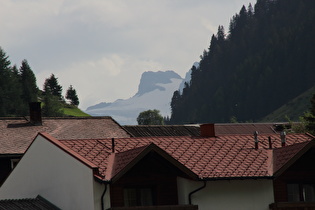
<box><xmin>170</xmin><ymin>0</ymin><xmax>315</xmax><ymax>124</ymax></box>
<box><xmin>86</xmin><ymin>71</ymin><xmax>183</xmax><ymax>125</ymax></box>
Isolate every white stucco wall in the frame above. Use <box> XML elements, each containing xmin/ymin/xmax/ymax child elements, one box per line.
<box><xmin>177</xmin><ymin>177</ymin><xmax>274</xmax><ymax>210</ymax></box>
<box><xmin>0</xmin><ymin>135</ymin><xmax>101</xmax><ymax>210</ymax></box>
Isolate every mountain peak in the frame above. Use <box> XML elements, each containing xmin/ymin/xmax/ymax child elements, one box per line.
<box><xmin>136</xmin><ymin>70</ymin><xmax>182</xmax><ymax>96</ymax></box>
<box><xmin>86</xmin><ymin>70</ymin><xmax>183</xmax><ymax>125</ymax></box>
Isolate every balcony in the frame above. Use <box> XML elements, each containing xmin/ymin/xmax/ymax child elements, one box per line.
<box><xmin>270</xmin><ymin>202</ymin><xmax>315</xmax><ymax>210</ymax></box>
<box><xmin>108</xmin><ymin>205</ymin><xmax>198</xmax><ymax>210</ymax></box>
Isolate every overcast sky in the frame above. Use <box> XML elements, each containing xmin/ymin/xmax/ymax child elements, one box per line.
<box><xmin>1</xmin><ymin>0</ymin><xmax>253</xmax><ymax>110</ymax></box>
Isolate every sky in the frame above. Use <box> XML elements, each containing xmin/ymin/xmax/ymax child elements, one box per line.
<box><xmin>1</xmin><ymin>0</ymin><xmax>253</xmax><ymax>110</ymax></box>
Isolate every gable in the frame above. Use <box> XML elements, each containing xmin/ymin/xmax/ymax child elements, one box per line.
<box><xmin>109</xmin><ymin>143</ymin><xmax>198</xmax><ymax>183</ymax></box>
<box><xmin>109</xmin><ymin>146</ymin><xmax>190</xmax><ymax>207</ymax></box>
<box><xmin>273</xmin><ymin>140</ymin><xmax>315</xmax><ymax>177</ymax></box>
<box><xmin>0</xmin><ymin>133</ymin><xmax>97</xmax><ymax>210</ymax></box>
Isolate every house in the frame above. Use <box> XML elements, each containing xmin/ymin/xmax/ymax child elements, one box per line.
<box><xmin>0</xmin><ymin>124</ymin><xmax>314</xmax><ymax>210</ymax></box>
<box><xmin>123</xmin><ymin>122</ymin><xmax>286</xmax><ymax>137</ymax></box>
<box><xmin>0</xmin><ymin>103</ymin><xmax>130</xmax><ymax>185</ymax></box>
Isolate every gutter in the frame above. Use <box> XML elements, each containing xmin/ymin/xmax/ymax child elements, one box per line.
<box><xmin>101</xmin><ymin>183</ymin><xmax>108</xmax><ymax>210</ymax></box>
<box><xmin>202</xmin><ymin>176</ymin><xmax>274</xmax><ymax>181</ymax></box>
<box><xmin>189</xmin><ymin>181</ymin><xmax>207</xmax><ymax>205</ymax></box>
<box><xmin>94</xmin><ymin>177</ymin><xmax>111</xmax><ymax>210</ymax></box>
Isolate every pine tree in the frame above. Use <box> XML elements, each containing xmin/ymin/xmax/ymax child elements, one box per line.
<box><xmin>65</xmin><ymin>85</ymin><xmax>79</xmax><ymax>106</ymax></box>
<box><xmin>303</xmin><ymin>93</ymin><xmax>315</xmax><ymax>134</ymax></box>
<box><xmin>0</xmin><ymin>47</ymin><xmax>13</xmax><ymax>116</ymax></box>
<box><xmin>43</xmin><ymin>74</ymin><xmax>63</xmax><ymax>100</ymax></box>
<box><xmin>42</xmin><ymin>74</ymin><xmax>64</xmax><ymax>117</ymax></box>
<box><xmin>10</xmin><ymin>65</ymin><xmax>24</xmax><ymax>115</ymax></box>
<box><xmin>19</xmin><ymin>59</ymin><xmax>38</xmax><ymax>114</ymax></box>
<box><xmin>42</xmin><ymin>94</ymin><xmax>64</xmax><ymax>117</ymax></box>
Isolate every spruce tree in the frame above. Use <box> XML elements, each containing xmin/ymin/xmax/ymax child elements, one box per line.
<box><xmin>42</xmin><ymin>93</ymin><xmax>64</xmax><ymax>117</ymax></box>
<box><xmin>42</xmin><ymin>74</ymin><xmax>64</xmax><ymax>117</ymax></box>
<box><xmin>0</xmin><ymin>47</ymin><xmax>13</xmax><ymax>116</ymax></box>
<box><xmin>65</xmin><ymin>85</ymin><xmax>79</xmax><ymax>106</ymax></box>
<box><xmin>10</xmin><ymin>65</ymin><xmax>24</xmax><ymax>115</ymax></box>
<box><xmin>43</xmin><ymin>74</ymin><xmax>63</xmax><ymax>100</ymax></box>
<box><xmin>19</xmin><ymin>59</ymin><xmax>38</xmax><ymax>114</ymax></box>
<box><xmin>303</xmin><ymin>93</ymin><xmax>315</xmax><ymax>134</ymax></box>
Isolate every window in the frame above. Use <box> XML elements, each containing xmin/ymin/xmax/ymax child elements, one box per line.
<box><xmin>303</xmin><ymin>184</ymin><xmax>315</xmax><ymax>202</ymax></box>
<box><xmin>124</xmin><ymin>187</ymin><xmax>154</xmax><ymax>207</ymax></box>
<box><xmin>287</xmin><ymin>184</ymin><xmax>300</xmax><ymax>202</ymax></box>
<box><xmin>287</xmin><ymin>183</ymin><xmax>315</xmax><ymax>202</ymax></box>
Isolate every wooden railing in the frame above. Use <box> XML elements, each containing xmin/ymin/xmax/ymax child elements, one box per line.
<box><xmin>270</xmin><ymin>202</ymin><xmax>315</xmax><ymax>210</ymax></box>
<box><xmin>108</xmin><ymin>205</ymin><xmax>198</xmax><ymax>210</ymax></box>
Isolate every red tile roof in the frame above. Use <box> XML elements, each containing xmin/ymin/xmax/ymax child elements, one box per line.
<box><xmin>57</xmin><ymin>132</ymin><xmax>314</xmax><ymax>181</ymax></box>
<box><xmin>0</xmin><ymin>117</ymin><xmax>130</xmax><ymax>154</ymax></box>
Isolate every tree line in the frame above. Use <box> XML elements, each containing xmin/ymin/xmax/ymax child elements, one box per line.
<box><xmin>0</xmin><ymin>47</ymin><xmax>79</xmax><ymax>117</ymax></box>
<box><xmin>170</xmin><ymin>0</ymin><xmax>315</xmax><ymax>124</ymax></box>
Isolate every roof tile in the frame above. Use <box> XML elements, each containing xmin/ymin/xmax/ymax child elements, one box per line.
<box><xmin>0</xmin><ymin>117</ymin><xmax>130</xmax><ymax>154</ymax></box>
<box><xmin>55</xmin><ymin>133</ymin><xmax>314</xmax><ymax>180</ymax></box>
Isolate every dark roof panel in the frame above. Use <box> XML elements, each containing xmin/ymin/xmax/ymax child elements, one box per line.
<box><xmin>0</xmin><ymin>195</ymin><xmax>60</xmax><ymax>210</ymax></box>
<box><xmin>123</xmin><ymin>123</ymin><xmax>286</xmax><ymax>137</ymax></box>
<box><xmin>123</xmin><ymin>125</ymin><xmax>200</xmax><ymax>137</ymax></box>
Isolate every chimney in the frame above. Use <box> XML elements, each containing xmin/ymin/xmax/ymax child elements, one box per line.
<box><xmin>29</xmin><ymin>102</ymin><xmax>42</xmax><ymax>125</ymax></box>
<box><xmin>280</xmin><ymin>131</ymin><xmax>286</xmax><ymax>147</ymax></box>
<box><xmin>268</xmin><ymin>136</ymin><xmax>272</xmax><ymax>149</ymax></box>
<box><xmin>200</xmin><ymin>124</ymin><xmax>215</xmax><ymax>137</ymax></box>
<box><xmin>112</xmin><ymin>138</ymin><xmax>115</xmax><ymax>153</ymax></box>
<box><xmin>254</xmin><ymin>131</ymin><xmax>259</xmax><ymax>150</ymax></box>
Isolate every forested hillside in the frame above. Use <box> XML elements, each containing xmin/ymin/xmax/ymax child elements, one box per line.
<box><xmin>0</xmin><ymin>47</ymin><xmax>81</xmax><ymax>117</ymax></box>
<box><xmin>170</xmin><ymin>0</ymin><xmax>315</xmax><ymax>124</ymax></box>
<box><xmin>0</xmin><ymin>48</ymin><xmax>38</xmax><ymax>116</ymax></box>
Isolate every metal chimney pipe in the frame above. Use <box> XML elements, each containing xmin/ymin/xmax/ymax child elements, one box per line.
<box><xmin>268</xmin><ymin>136</ymin><xmax>272</xmax><ymax>149</ymax></box>
<box><xmin>280</xmin><ymin>131</ymin><xmax>286</xmax><ymax>147</ymax></box>
<box><xmin>254</xmin><ymin>131</ymin><xmax>258</xmax><ymax>150</ymax></box>
<box><xmin>112</xmin><ymin>138</ymin><xmax>115</xmax><ymax>153</ymax></box>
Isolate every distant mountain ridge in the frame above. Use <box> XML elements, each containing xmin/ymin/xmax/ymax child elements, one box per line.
<box><xmin>86</xmin><ymin>70</ymin><xmax>183</xmax><ymax>125</ymax></box>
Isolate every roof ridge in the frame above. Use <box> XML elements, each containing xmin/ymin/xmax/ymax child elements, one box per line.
<box><xmin>96</xmin><ymin>140</ymin><xmax>112</xmax><ymax>152</ymax></box>
<box><xmin>272</xmin><ymin>140</ymin><xmax>310</xmax><ymax>151</ymax></box>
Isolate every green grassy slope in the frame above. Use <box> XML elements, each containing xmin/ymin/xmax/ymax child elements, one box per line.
<box><xmin>261</xmin><ymin>86</ymin><xmax>315</xmax><ymax>122</ymax></box>
<box><xmin>63</xmin><ymin>106</ymin><xmax>90</xmax><ymax>117</ymax></box>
